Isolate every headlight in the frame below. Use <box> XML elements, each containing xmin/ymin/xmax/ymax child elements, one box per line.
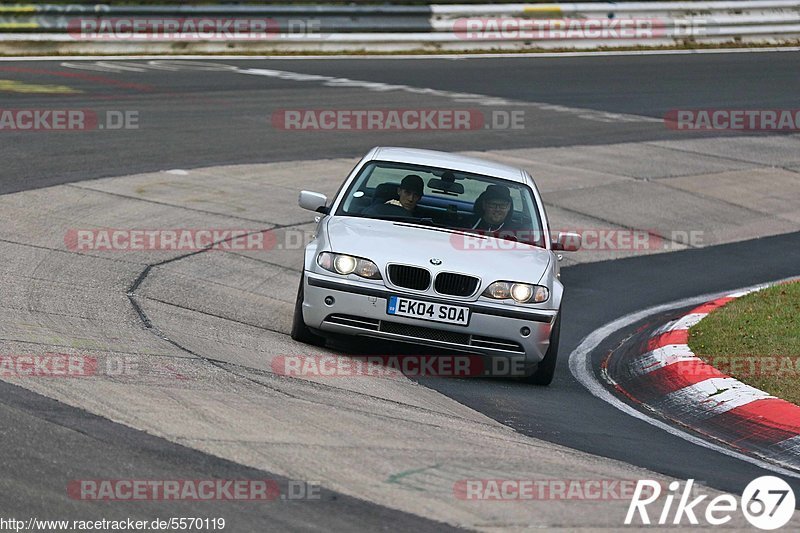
<box><xmin>317</xmin><ymin>252</ymin><xmax>382</xmax><ymax>280</ymax></box>
<box><xmin>334</xmin><ymin>254</ymin><xmax>357</xmax><ymax>275</ymax></box>
<box><xmin>510</xmin><ymin>283</ymin><xmax>533</xmax><ymax>303</ymax></box>
<box><xmin>355</xmin><ymin>259</ymin><xmax>380</xmax><ymax>279</ymax></box>
<box><xmin>482</xmin><ymin>281</ymin><xmax>549</xmax><ymax>303</ymax></box>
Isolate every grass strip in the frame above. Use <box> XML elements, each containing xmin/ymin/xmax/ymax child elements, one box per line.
<box><xmin>689</xmin><ymin>282</ymin><xmax>800</xmax><ymax>406</ymax></box>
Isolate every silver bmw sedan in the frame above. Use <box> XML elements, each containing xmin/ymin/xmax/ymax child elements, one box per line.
<box><xmin>292</xmin><ymin>147</ymin><xmax>579</xmax><ymax>385</ymax></box>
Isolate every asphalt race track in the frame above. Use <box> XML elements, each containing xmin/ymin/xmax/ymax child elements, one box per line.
<box><xmin>3</xmin><ymin>51</ymin><xmax>800</xmax><ymax>192</ymax></box>
<box><xmin>2</xmin><ymin>51</ymin><xmax>800</xmax><ymax>530</ymax></box>
<box><xmin>422</xmin><ymin>233</ymin><xmax>800</xmax><ymax>493</ymax></box>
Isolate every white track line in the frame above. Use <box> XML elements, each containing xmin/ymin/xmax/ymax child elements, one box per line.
<box><xmin>568</xmin><ymin>276</ymin><xmax>800</xmax><ymax>479</ymax></box>
<box><xmin>237</xmin><ymin>66</ymin><xmax>659</xmax><ymax>123</ymax></box>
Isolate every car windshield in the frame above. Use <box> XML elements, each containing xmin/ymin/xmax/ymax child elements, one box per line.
<box><xmin>335</xmin><ymin>160</ymin><xmax>545</xmax><ymax>247</ymax></box>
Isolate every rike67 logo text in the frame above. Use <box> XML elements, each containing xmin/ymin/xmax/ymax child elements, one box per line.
<box><xmin>626</xmin><ymin>477</ymin><xmax>795</xmax><ymax>530</ymax></box>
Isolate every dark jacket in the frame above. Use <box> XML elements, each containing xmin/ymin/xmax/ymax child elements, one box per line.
<box><xmin>363</xmin><ymin>200</ymin><xmax>419</xmax><ymax>218</ymax></box>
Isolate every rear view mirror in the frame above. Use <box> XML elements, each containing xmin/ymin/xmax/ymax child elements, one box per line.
<box><xmin>298</xmin><ymin>190</ymin><xmax>328</xmax><ymax>213</ymax></box>
<box><xmin>552</xmin><ymin>231</ymin><xmax>581</xmax><ymax>252</ymax></box>
<box><xmin>427</xmin><ymin>178</ymin><xmax>464</xmax><ymax>195</ymax></box>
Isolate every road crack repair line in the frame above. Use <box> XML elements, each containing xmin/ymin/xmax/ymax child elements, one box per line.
<box><xmin>122</xmin><ymin>222</ymin><xmax>510</xmax><ymax>428</ymax></box>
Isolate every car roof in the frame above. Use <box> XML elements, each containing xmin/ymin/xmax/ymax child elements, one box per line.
<box><xmin>368</xmin><ymin>147</ymin><xmax>526</xmax><ymax>183</ymax></box>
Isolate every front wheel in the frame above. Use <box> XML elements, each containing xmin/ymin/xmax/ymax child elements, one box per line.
<box><xmin>522</xmin><ymin>312</ymin><xmax>560</xmax><ymax>386</ymax></box>
<box><xmin>290</xmin><ymin>274</ymin><xmax>326</xmax><ymax>347</ymax></box>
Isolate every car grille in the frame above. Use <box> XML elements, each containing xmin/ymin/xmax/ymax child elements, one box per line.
<box><xmin>322</xmin><ymin>315</ymin><xmax>525</xmax><ymax>354</ymax></box>
<box><xmin>387</xmin><ymin>264</ymin><xmax>431</xmax><ymax>291</ymax></box>
<box><xmin>379</xmin><ymin>321</ymin><xmax>471</xmax><ymax>345</ymax></box>
<box><xmin>471</xmin><ymin>335</ymin><xmax>524</xmax><ymax>353</ymax></box>
<box><xmin>434</xmin><ymin>272</ymin><xmax>480</xmax><ymax>297</ymax></box>
<box><xmin>325</xmin><ymin>314</ymin><xmax>380</xmax><ymax>331</ymax></box>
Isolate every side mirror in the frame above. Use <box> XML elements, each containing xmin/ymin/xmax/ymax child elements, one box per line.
<box><xmin>299</xmin><ymin>190</ymin><xmax>328</xmax><ymax>213</ymax></box>
<box><xmin>552</xmin><ymin>231</ymin><xmax>581</xmax><ymax>252</ymax></box>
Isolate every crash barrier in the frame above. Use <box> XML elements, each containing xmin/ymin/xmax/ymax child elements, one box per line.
<box><xmin>1</xmin><ymin>2</ymin><xmax>799</xmax><ymax>52</ymax></box>
<box><xmin>0</xmin><ymin>3</ymin><xmax>435</xmax><ymax>33</ymax></box>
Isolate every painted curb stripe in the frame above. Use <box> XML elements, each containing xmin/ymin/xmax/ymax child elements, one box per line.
<box><xmin>688</xmin><ymin>296</ymin><xmax>735</xmax><ymax>315</ymax></box>
<box><xmin>727</xmin><ymin>398</ymin><xmax>800</xmax><ymax>434</ymax></box>
<box><xmin>702</xmin><ymin>399</ymin><xmax>800</xmax><ymax>448</ymax></box>
<box><xmin>651</xmin><ymin>377</ymin><xmax>773</xmax><ymax>422</ymax></box>
<box><xmin>523</xmin><ymin>5</ymin><xmax>563</xmax><ymax>15</ymax></box>
<box><xmin>0</xmin><ymin>6</ymin><xmax>36</xmax><ymax>14</ymax></box>
<box><xmin>611</xmin><ymin>284</ymin><xmax>800</xmax><ymax>468</ymax></box>
<box><xmin>775</xmin><ymin>435</ymin><xmax>800</xmax><ymax>454</ymax></box>
<box><xmin>631</xmin><ymin>344</ymin><xmax>697</xmax><ymax>376</ymax></box>
<box><xmin>667</xmin><ymin>312</ymin><xmax>707</xmax><ymax>331</ymax></box>
<box><xmin>649</xmin><ymin>359</ymin><xmax>729</xmax><ymax>388</ymax></box>
<box><xmin>619</xmin><ymin>359</ymin><xmax>729</xmax><ymax>400</ymax></box>
<box><xmin>0</xmin><ymin>23</ymin><xmax>39</xmax><ymax>29</ymax></box>
<box><xmin>727</xmin><ymin>287</ymin><xmax>763</xmax><ymax>298</ymax></box>
<box><xmin>646</xmin><ymin>329</ymin><xmax>689</xmax><ymax>351</ymax></box>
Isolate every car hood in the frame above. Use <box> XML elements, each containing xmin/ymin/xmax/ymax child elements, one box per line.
<box><xmin>325</xmin><ymin>216</ymin><xmax>551</xmax><ymax>285</ymax></box>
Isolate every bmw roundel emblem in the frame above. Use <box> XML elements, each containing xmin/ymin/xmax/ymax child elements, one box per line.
<box><xmin>430</xmin><ymin>258</ymin><xmax>442</xmax><ymax>265</ymax></box>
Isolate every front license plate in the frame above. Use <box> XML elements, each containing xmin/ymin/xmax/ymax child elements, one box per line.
<box><xmin>387</xmin><ymin>296</ymin><xmax>470</xmax><ymax>326</ymax></box>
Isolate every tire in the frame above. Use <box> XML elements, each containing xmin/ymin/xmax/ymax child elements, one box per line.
<box><xmin>522</xmin><ymin>312</ymin><xmax>560</xmax><ymax>386</ymax></box>
<box><xmin>290</xmin><ymin>274</ymin><xmax>326</xmax><ymax>347</ymax></box>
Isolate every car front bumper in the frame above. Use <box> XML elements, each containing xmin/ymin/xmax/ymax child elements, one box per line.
<box><xmin>302</xmin><ymin>272</ymin><xmax>558</xmax><ymax>366</ymax></box>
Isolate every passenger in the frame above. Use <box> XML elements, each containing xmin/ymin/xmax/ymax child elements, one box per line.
<box><xmin>471</xmin><ymin>184</ymin><xmax>517</xmax><ymax>232</ymax></box>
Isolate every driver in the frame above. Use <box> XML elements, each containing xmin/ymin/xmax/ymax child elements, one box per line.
<box><xmin>364</xmin><ymin>174</ymin><xmax>424</xmax><ymax>217</ymax></box>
